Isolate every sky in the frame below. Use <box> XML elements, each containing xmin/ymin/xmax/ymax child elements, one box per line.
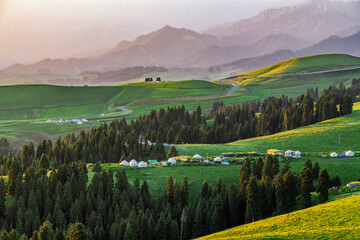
<box><xmin>0</xmin><ymin>0</ymin><xmax>351</xmax><ymax>67</ymax></box>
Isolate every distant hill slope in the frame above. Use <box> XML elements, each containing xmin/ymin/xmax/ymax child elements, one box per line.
<box><xmin>207</xmin><ymin>0</ymin><xmax>360</xmax><ymax>45</ymax></box>
<box><xmin>198</xmin><ymin>193</ymin><xmax>360</xmax><ymax>239</ymax></box>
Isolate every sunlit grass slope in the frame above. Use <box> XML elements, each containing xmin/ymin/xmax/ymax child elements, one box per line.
<box><xmin>198</xmin><ymin>193</ymin><xmax>360</xmax><ymax>240</ymax></box>
<box><xmin>176</xmin><ymin>102</ymin><xmax>360</xmax><ymax>155</ymax></box>
<box><xmin>228</xmin><ymin>54</ymin><xmax>360</xmax><ymax>97</ymax></box>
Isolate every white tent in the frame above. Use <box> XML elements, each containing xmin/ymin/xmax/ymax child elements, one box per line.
<box><xmin>46</xmin><ymin>119</ymin><xmax>52</xmax><ymax>123</ymax></box>
<box><xmin>168</xmin><ymin>158</ymin><xmax>177</xmax><ymax>164</ymax></box>
<box><xmin>130</xmin><ymin>159</ymin><xmax>138</xmax><ymax>167</ymax></box>
<box><xmin>330</xmin><ymin>152</ymin><xmax>338</xmax><ymax>158</ymax></box>
<box><xmin>203</xmin><ymin>159</ymin><xmax>210</xmax><ymax>164</ymax></box>
<box><xmin>221</xmin><ymin>161</ymin><xmax>230</xmax><ymax>166</ymax></box>
<box><xmin>293</xmin><ymin>151</ymin><xmax>301</xmax><ymax>158</ymax></box>
<box><xmin>120</xmin><ymin>160</ymin><xmax>129</xmax><ymax>166</ymax></box>
<box><xmin>138</xmin><ymin>161</ymin><xmax>148</xmax><ymax>168</ymax></box>
<box><xmin>77</xmin><ymin>121</ymin><xmax>84</xmax><ymax>125</ymax></box>
<box><xmin>193</xmin><ymin>154</ymin><xmax>202</xmax><ymax>158</ymax></box>
<box><xmin>285</xmin><ymin>150</ymin><xmax>292</xmax><ymax>157</ymax></box>
<box><xmin>82</xmin><ymin>119</ymin><xmax>88</xmax><ymax>122</ymax></box>
<box><xmin>346</xmin><ymin>150</ymin><xmax>355</xmax><ymax>157</ymax></box>
<box><xmin>214</xmin><ymin>156</ymin><xmax>222</xmax><ymax>162</ymax></box>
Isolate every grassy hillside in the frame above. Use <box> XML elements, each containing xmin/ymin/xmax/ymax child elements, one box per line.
<box><xmin>229</xmin><ymin>54</ymin><xmax>360</xmax><ymax>97</ymax></box>
<box><xmin>198</xmin><ymin>193</ymin><xmax>360</xmax><ymax>239</ymax></box>
<box><xmin>176</xmin><ymin>102</ymin><xmax>360</xmax><ymax>156</ymax></box>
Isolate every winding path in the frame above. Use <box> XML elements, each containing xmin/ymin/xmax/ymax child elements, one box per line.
<box><xmin>116</xmin><ymin>106</ymin><xmax>132</xmax><ymax>115</ymax></box>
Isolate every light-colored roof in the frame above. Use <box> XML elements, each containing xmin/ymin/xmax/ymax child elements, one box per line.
<box><xmin>346</xmin><ymin>150</ymin><xmax>355</xmax><ymax>157</ymax></box>
<box><xmin>120</xmin><ymin>160</ymin><xmax>129</xmax><ymax>166</ymax></box>
<box><xmin>168</xmin><ymin>158</ymin><xmax>177</xmax><ymax>164</ymax></box>
<box><xmin>294</xmin><ymin>151</ymin><xmax>301</xmax><ymax>155</ymax></box>
<box><xmin>214</xmin><ymin>156</ymin><xmax>222</xmax><ymax>161</ymax></box>
<box><xmin>330</xmin><ymin>152</ymin><xmax>338</xmax><ymax>157</ymax></box>
<box><xmin>193</xmin><ymin>154</ymin><xmax>202</xmax><ymax>158</ymax></box>
<box><xmin>130</xmin><ymin>159</ymin><xmax>138</xmax><ymax>166</ymax></box>
<box><xmin>138</xmin><ymin>161</ymin><xmax>148</xmax><ymax>168</ymax></box>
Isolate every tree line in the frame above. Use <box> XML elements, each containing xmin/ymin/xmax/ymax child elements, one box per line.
<box><xmin>0</xmin><ymin>154</ymin><xmax>341</xmax><ymax>239</ymax></box>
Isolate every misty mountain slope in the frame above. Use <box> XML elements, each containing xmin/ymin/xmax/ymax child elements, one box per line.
<box><xmin>207</xmin><ymin>0</ymin><xmax>360</xmax><ymax>45</ymax></box>
<box><xmin>182</xmin><ymin>34</ymin><xmax>311</xmax><ymax>67</ymax></box>
<box><xmin>299</xmin><ymin>31</ymin><xmax>360</xmax><ymax>57</ymax></box>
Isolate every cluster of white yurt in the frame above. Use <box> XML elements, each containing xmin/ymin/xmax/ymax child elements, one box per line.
<box><xmin>193</xmin><ymin>154</ymin><xmax>202</xmax><ymax>159</ymax></box>
<box><xmin>168</xmin><ymin>158</ymin><xmax>177</xmax><ymax>164</ymax></box>
<box><xmin>120</xmin><ymin>160</ymin><xmax>129</xmax><ymax>166</ymax></box>
<box><xmin>130</xmin><ymin>159</ymin><xmax>138</xmax><ymax>167</ymax></box>
<box><xmin>346</xmin><ymin>150</ymin><xmax>355</xmax><ymax>157</ymax></box>
<box><xmin>293</xmin><ymin>151</ymin><xmax>301</xmax><ymax>158</ymax></box>
<box><xmin>214</xmin><ymin>156</ymin><xmax>222</xmax><ymax>162</ymax></box>
<box><xmin>138</xmin><ymin>161</ymin><xmax>148</xmax><ymax>168</ymax></box>
<box><xmin>285</xmin><ymin>150</ymin><xmax>292</xmax><ymax>157</ymax></box>
<box><xmin>330</xmin><ymin>152</ymin><xmax>338</xmax><ymax>158</ymax></box>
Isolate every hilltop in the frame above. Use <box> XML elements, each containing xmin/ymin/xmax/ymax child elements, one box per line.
<box><xmin>227</xmin><ymin>54</ymin><xmax>360</xmax><ymax>97</ymax></box>
<box><xmin>198</xmin><ymin>193</ymin><xmax>360</xmax><ymax>239</ymax></box>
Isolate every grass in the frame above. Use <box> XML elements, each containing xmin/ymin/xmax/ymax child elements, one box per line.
<box><xmin>198</xmin><ymin>192</ymin><xmax>360</xmax><ymax>239</ymax></box>
<box><xmin>176</xmin><ymin>102</ymin><xmax>360</xmax><ymax>156</ymax></box>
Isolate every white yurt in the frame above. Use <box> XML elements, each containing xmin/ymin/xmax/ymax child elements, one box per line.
<box><xmin>193</xmin><ymin>154</ymin><xmax>202</xmax><ymax>159</ymax></box>
<box><xmin>120</xmin><ymin>160</ymin><xmax>129</xmax><ymax>166</ymax></box>
<box><xmin>77</xmin><ymin>121</ymin><xmax>84</xmax><ymax>125</ymax></box>
<box><xmin>82</xmin><ymin>119</ymin><xmax>88</xmax><ymax>122</ymax></box>
<box><xmin>293</xmin><ymin>151</ymin><xmax>301</xmax><ymax>158</ymax></box>
<box><xmin>285</xmin><ymin>150</ymin><xmax>292</xmax><ymax>157</ymax></box>
<box><xmin>130</xmin><ymin>159</ymin><xmax>138</xmax><ymax>167</ymax></box>
<box><xmin>138</xmin><ymin>161</ymin><xmax>148</xmax><ymax>168</ymax></box>
<box><xmin>221</xmin><ymin>161</ymin><xmax>230</xmax><ymax>166</ymax></box>
<box><xmin>330</xmin><ymin>152</ymin><xmax>338</xmax><ymax>158</ymax></box>
<box><xmin>168</xmin><ymin>158</ymin><xmax>177</xmax><ymax>164</ymax></box>
<box><xmin>214</xmin><ymin>156</ymin><xmax>222</xmax><ymax>162</ymax></box>
<box><xmin>203</xmin><ymin>159</ymin><xmax>210</xmax><ymax>164</ymax></box>
<box><xmin>345</xmin><ymin>150</ymin><xmax>355</xmax><ymax>157</ymax></box>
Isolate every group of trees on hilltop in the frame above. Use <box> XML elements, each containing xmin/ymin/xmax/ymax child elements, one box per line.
<box><xmin>0</xmin><ymin>153</ymin><xmax>339</xmax><ymax>239</ymax></box>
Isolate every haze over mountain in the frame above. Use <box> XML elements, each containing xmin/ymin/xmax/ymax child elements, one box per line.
<box><xmin>207</xmin><ymin>0</ymin><xmax>360</xmax><ymax>45</ymax></box>
<box><xmin>1</xmin><ymin>0</ymin><xmax>359</xmax><ymax>77</ymax></box>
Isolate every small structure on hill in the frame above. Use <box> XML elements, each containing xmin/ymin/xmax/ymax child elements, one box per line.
<box><xmin>330</xmin><ymin>152</ymin><xmax>338</xmax><ymax>158</ymax></box>
<box><xmin>222</xmin><ymin>161</ymin><xmax>230</xmax><ymax>166</ymax></box>
<box><xmin>267</xmin><ymin>149</ymin><xmax>284</xmax><ymax>156</ymax></box>
<box><xmin>46</xmin><ymin>119</ymin><xmax>52</xmax><ymax>123</ymax></box>
<box><xmin>120</xmin><ymin>160</ymin><xmax>130</xmax><ymax>166</ymax></box>
<box><xmin>82</xmin><ymin>119</ymin><xmax>88</xmax><ymax>122</ymax></box>
<box><xmin>293</xmin><ymin>151</ymin><xmax>301</xmax><ymax>158</ymax></box>
<box><xmin>120</xmin><ymin>160</ymin><xmax>129</xmax><ymax>166</ymax></box>
<box><xmin>346</xmin><ymin>150</ymin><xmax>355</xmax><ymax>157</ymax></box>
<box><xmin>285</xmin><ymin>150</ymin><xmax>292</xmax><ymax>157</ymax></box>
<box><xmin>168</xmin><ymin>158</ymin><xmax>177</xmax><ymax>164</ymax></box>
<box><xmin>192</xmin><ymin>154</ymin><xmax>202</xmax><ymax>161</ymax></box>
<box><xmin>130</xmin><ymin>159</ymin><xmax>138</xmax><ymax>167</ymax></box>
<box><xmin>203</xmin><ymin>159</ymin><xmax>210</xmax><ymax>164</ymax></box>
<box><xmin>138</xmin><ymin>161</ymin><xmax>148</xmax><ymax>168</ymax></box>
<box><xmin>340</xmin><ymin>154</ymin><xmax>346</xmax><ymax>158</ymax></box>
<box><xmin>77</xmin><ymin>121</ymin><xmax>83</xmax><ymax>125</ymax></box>
<box><xmin>214</xmin><ymin>156</ymin><xmax>222</xmax><ymax>162</ymax></box>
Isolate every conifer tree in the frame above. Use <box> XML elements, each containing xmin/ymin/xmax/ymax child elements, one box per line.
<box><xmin>313</xmin><ymin>162</ymin><xmax>320</xmax><ymax>180</ymax></box>
<box><xmin>245</xmin><ymin>175</ymin><xmax>261</xmax><ymax>223</ymax></box>
<box><xmin>66</xmin><ymin>222</ymin><xmax>87</xmax><ymax>240</ymax></box>
<box><xmin>180</xmin><ymin>176</ymin><xmax>188</xmax><ymax>207</ymax></box>
<box><xmin>299</xmin><ymin>167</ymin><xmax>313</xmax><ymax>209</ymax></box>
<box><xmin>167</xmin><ymin>146</ymin><xmax>178</xmax><ymax>159</ymax></box>
<box><xmin>318</xmin><ymin>168</ymin><xmax>330</xmax><ymax>203</ymax></box>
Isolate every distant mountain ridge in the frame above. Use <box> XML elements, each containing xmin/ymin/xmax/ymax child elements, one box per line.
<box><xmin>1</xmin><ymin>0</ymin><xmax>359</xmax><ymax>77</ymax></box>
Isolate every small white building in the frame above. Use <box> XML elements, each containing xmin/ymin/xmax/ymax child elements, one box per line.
<box><xmin>120</xmin><ymin>160</ymin><xmax>129</xmax><ymax>166</ymax></box>
<box><xmin>221</xmin><ymin>161</ymin><xmax>230</xmax><ymax>166</ymax></box>
<box><xmin>345</xmin><ymin>150</ymin><xmax>355</xmax><ymax>157</ymax></box>
<box><xmin>193</xmin><ymin>154</ymin><xmax>202</xmax><ymax>159</ymax></box>
<box><xmin>77</xmin><ymin>121</ymin><xmax>83</xmax><ymax>125</ymax></box>
<box><xmin>203</xmin><ymin>159</ymin><xmax>210</xmax><ymax>164</ymax></box>
<box><xmin>82</xmin><ymin>119</ymin><xmax>88</xmax><ymax>122</ymax></box>
<box><xmin>130</xmin><ymin>159</ymin><xmax>138</xmax><ymax>167</ymax></box>
<box><xmin>330</xmin><ymin>152</ymin><xmax>338</xmax><ymax>158</ymax></box>
<box><xmin>293</xmin><ymin>151</ymin><xmax>301</xmax><ymax>158</ymax></box>
<box><xmin>46</xmin><ymin>119</ymin><xmax>52</xmax><ymax>123</ymax></box>
<box><xmin>214</xmin><ymin>156</ymin><xmax>222</xmax><ymax>162</ymax></box>
<box><xmin>138</xmin><ymin>161</ymin><xmax>148</xmax><ymax>168</ymax></box>
<box><xmin>285</xmin><ymin>150</ymin><xmax>292</xmax><ymax>157</ymax></box>
<box><xmin>168</xmin><ymin>158</ymin><xmax>177</xmax><ymax>164</ymax></box>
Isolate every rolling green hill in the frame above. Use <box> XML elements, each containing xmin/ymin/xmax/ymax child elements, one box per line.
<box><xmin>176</xmin><ymin>102</ymin><xmax>360</xmax><ymax>155</ymax></box>
<box><xmin>229</xmin><ymin>54</ymin><xmax>360</xmax><ymax>97</ymax></box>
<box><xmin>198</xmin><ymin>193</ymin><xmax>360</xmax><ymax>239</ymax></box>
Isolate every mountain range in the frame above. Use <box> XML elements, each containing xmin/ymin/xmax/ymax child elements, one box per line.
<box><xmin>1</xmin><ymin>0</ymin><xmax>359</xmax><ymax>77</ymax></box>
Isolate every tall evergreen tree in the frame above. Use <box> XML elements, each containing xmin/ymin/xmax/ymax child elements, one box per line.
<box><xmin>245</xmin><ymin>175</ymin><xmax>261</xmax><ymax>223</ymax></box>
<box><xmin>318</xmin><ymin>168</ymin><xmax>330</xmax><ymax>203</ymax></box>
<box><xmin>299</xmin><ymin>167</ymin><xmax>313</xmax><ymax>209</ymax></box>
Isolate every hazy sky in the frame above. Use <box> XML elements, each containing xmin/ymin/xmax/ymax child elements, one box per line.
<box><xmin>0</xmin><ymin>0</ymin><xmax>350</xmax><ymax>67</ymax></box>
